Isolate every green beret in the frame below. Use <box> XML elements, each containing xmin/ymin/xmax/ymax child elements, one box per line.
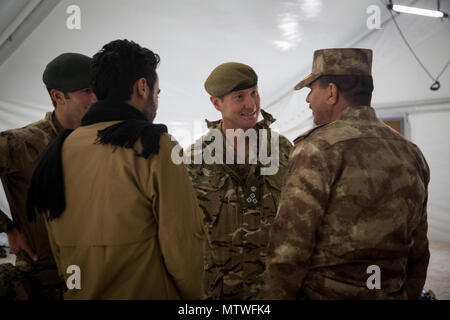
<box><xmin>204</xmin><ymin>62</ymin><xmax>258</xmax><ymax>97</ymax></box>
<box><xmin>43</xmin><ymin>53</ymin><xmax>92</xmax><ymax>92</ymax></box>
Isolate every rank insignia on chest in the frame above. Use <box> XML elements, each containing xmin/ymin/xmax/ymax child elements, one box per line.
<box><xmin>244</xmin><ymin>177</ymin><xmax>260</xmax><ymax>207</ymax></box>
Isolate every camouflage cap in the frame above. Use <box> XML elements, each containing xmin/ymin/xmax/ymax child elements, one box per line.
<box><xmin>204</xmin><ymin>62</ymin><xmax>258</xmax><ymax>97</ymax></box>
<box><xmin>294</xmin><ymin>48</ymin><xmax>373</xmax><ymax>90</ymax></box>
<box><xmin>42</xmin><ymin>53</ymin><xmax>92</xmax><ymax>92</ymax></box>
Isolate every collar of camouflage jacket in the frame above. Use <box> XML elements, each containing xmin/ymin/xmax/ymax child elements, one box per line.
<box><xmin>293</xmin><ymin>105</ymin><xmax>376</xmax><ymax>144</ymax></box>
<box><xmin>44</xmin><ymin>111</ymin><xmax>64</xmax><ymax>134</ymax></box>
<box><xmin>204</xmin><ymin>109</ymin><xmax>276</xmax><ymax>130</ymax></box>
<box><xmin>199</xmin><ymin>109</ymin><xmax>277</xmax><ymax>197</ymax></box>
<box><xmin>337</xmin><ymin>105</ymin><xmax>377</xmax><ymax>122</ymax></box>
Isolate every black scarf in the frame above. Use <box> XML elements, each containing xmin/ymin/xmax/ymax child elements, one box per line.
<box><xmin>26</xmin><ymin>101</ymin><xmax>167</xmax><ymax>221</ymax></box>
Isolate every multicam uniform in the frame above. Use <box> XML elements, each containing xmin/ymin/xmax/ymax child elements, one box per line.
<box><xmin>0</xmin><ymin>112</ymin><xmax>64</xmax><ymax>299</ymax></box>
<box><xmin>187</xmin><ymin>110</ymin><xmax>293</xmax><ymax>299</ymax></box>
<box><xmin>262</xmin><ymin>105</ymin><xmax>430</xmax><ymax>300</ymax></box>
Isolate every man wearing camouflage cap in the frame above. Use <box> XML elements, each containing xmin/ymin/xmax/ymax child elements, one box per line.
<box><xmin>186</xmin><ymin>62</ymin><xmax>293</xmax><ymax>299</ymax></box>
<box><xmin>0</xmin><ymin>53</ymin><xmax>97</xmax><ymax>299</ymax></box>
<box><xmin>261</xmin><ymin>48</ymin><xmax>430</xmax><ymax>299</ymax></box>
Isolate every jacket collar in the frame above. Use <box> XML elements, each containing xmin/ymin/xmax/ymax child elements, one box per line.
<box><xmin>336</xmin><ymin>105</ymin><xmax>377</xmax><ymax>122</ymax></box>
<box><xmin>293</xmin><ymin>105</ymin><xmax>377</xmax><ymax>144</ymax></box>
<box><xmin>45</xmin><ymin>111</ymin><xmax>64</xmax><ymax>134</ymax></box>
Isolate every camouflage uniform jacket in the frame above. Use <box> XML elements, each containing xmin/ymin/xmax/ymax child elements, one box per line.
<box><xmin>0</xmin><ymin>112</ymin><xmax>63</xmax><ymax>269</ymax></box>
<box><xmin>186</xmin><ymin>109</ymin><xmax>293</xmax><ymax>299</ymax></box>
<box><xmin>262</xmin><ymin>105</ymin><xmax>430</xmax><ymax>300</ymax></box>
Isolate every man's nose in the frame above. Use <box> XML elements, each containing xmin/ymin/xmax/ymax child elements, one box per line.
<box><xmin>244</xmin><ymin>95</ymin><xmax>257</xmax><ymax>108</ymax></box>
<box><xmin>90</xmin><ymin>93</ymin><xmax>98</xmax><ymax>103</ymax></box>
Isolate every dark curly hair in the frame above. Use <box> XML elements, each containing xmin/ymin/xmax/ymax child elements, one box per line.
<box><xmin>91</xmin><ymin>39</ymin><xmax>160</xmax><ymax>101</ymax></box>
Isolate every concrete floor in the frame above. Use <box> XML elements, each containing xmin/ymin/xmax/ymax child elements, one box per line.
<box><xmin>424</xmin><ymin>241</ymin><xmax>450</xmax><ymax>299</ymax></box>
<box><xmin>1</xmin><ymin>240</ymin><xmax>449</xmax><ymax>299</ymax></box>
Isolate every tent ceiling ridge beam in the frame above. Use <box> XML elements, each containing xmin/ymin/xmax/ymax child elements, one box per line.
<box><xmin>375</xmin><ymin>97</ymin><xmax>450</xmax><ymax>115</ymax></box>
<box><xmin>0</xmin><ymin>0</ymin><xmax>61</xmax><ymax>67</ymax></box>
<box><xmin>0</xmin><ymin>0</ymin><xmax>41</xmax><ymax>48</ymax></box>
<box><xmin>375</xmin><ymin>97</ymin><xmax>450</xmax><ymax>110</ymax></box>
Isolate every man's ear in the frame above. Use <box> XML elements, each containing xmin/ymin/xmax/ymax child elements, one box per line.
<box><xmin>210</xmin><ymin>96</ymin><xmax>222</xmax><ymax>112</ymax></box>
<box><xmin>327</xmin><ymin>82</ymin><xmax>338</xmax><ymax>105</ymax></box>
<box><xmin>51</xmin><ymin>89</ymin><xmax>66</xmax><ymax>106</ymax></box>
<box><xmin>136</xmin><ymin>78</ymin><xmax>148</xmax><ymax>98</ymax></box>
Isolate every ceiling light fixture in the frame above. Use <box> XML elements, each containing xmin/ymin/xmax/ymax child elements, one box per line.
<box><xmin>387</xmin><ymin>0</ymin><xmax>448</xmax><ymax>18</ymax></box>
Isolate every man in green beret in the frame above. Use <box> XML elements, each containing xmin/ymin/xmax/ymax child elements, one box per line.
<box><xmin>261</xmin><ymin>48</ymin><xmax>430</xmax><ymax>299</ymax></box>
<box><xmin>186</xmin><ymin>62</ymin><xmax>293</xmax><ymax>299</ymax></box>
<box><xmin>0</xmin><ymin>52</ymin><xmax>97</xmax><ymax>299</ymax></box>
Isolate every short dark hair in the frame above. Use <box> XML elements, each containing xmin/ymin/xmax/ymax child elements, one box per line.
<box><xmin>318</xmin><ymin>75</ymin><xmax>374</xmax><ymax>106</ymax></box>
<box><xmin>46</xmin><ymin>87</ymin><xmax>70</xmax><ymax>107</ymax></box>
<box><xmin>91</xmin><ymin>39</ymin><xmax>160</xmax><ymax>101</ymax></box>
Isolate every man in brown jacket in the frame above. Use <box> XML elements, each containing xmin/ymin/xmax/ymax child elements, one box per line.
<box><xmin>27</xmin><ymin>40</ymin><xmax>205</xmax><ymax>299</ymax></box>
<box><xmin>0</xmin><ymin>53</ymin><xmax>97</xmax><ymax>299</ymax></box>
<box><xmin>261</xmin><ymin>48</ymin><xmax>430</xmax><ymax>299</ymax></box>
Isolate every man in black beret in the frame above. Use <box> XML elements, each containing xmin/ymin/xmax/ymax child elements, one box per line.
<box><xmin>0</xmin><ymin>52</ymin><xmax>97</xmax><ymax>299</ymax></box>
<box><xmin>27</xmin><ymin>40</ymin><xmax>204</xmax><ymax>299</ymax></box>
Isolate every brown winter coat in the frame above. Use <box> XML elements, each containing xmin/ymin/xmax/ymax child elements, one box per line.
<box><xmin>45</xmin><ymin>121</ymin><xmax>205</xmax><ymax>299</ymax></box>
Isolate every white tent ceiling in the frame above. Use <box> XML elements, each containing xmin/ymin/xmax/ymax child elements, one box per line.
<box><xmin>0</xmin><ymin>0</ymin><xmax>449</xmax><ymax>242</ymax></box>
<box><xmin>1</xmin><ymin>0</ymin><xmax>446</xmax><ymax>128</ymax></box>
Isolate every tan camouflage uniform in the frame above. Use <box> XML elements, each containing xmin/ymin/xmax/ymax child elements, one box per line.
<box><xmin>0</xmin><ymin>112</ymin><xmax>65</xmax><ymax>299</ymax></box>
<box><xmin>261</xmin><ymin>105</ymin><xmax>430</xmax><ymax>300</ymax></box>
<box><xmin>187</xmin><ymin>110</ymin><xmax>293</xmax><ymax>299</ymax></box>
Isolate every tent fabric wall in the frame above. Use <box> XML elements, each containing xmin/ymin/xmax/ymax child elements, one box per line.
<box><xmin>408</xmin><ymin>108</ymin><xmax>450</xmax><ymax>242</ymax></box>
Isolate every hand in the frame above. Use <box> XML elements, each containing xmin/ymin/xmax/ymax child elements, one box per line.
<box><xmin>6</xmin><ymin>227</ymin><xmax>38</xmax><ymax>261</ymax></box>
